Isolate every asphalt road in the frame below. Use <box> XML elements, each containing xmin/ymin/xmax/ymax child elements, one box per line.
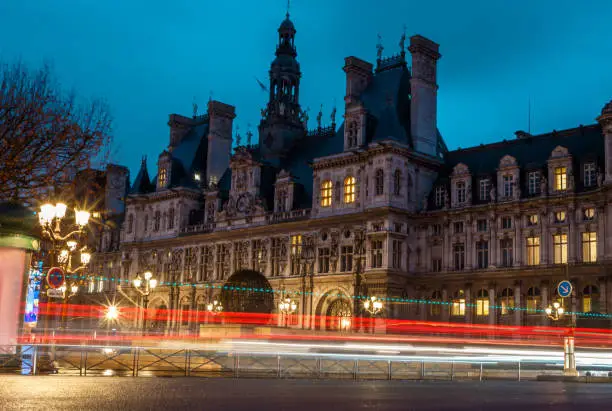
<box><xmin>1</xmin><ymin>376</ymin><xmax>611</xmax><ymax>410</ymax></box>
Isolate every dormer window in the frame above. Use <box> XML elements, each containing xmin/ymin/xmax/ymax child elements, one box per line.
<box><xmin>434</xmin><ymin>186</ymin><xmax>444</xmax><ymax>207</ymax></box>
<box><xmin>554</xmin><ymin>167</ymin><xmax>567</xmax><ymax>191</ymax></box>
<box><xmin>158</xmin><ymin>168</ymin><xmax>168</xmax><ymax>188</ymax></box>
<box><xmin>456</xmin><ymin>181</ymin><xmax>466</xmax><ymax>204</ymax></box>
<box><xmin>343</xmin><ymin>176</ymin><xmax>356</xmax><ymax>204</ymax></box>
<box><xmin>528</xmin><ymin>171</ymin><xmax>540</xmax><ymax>195</ymax></box>
<box><xmin>584</xmin><ymin>162</ymin><xmax>596</xmax><ymax>187</ymax></box>
<box><xmin>479</xmin><ymin>179</ymin><xmax>490</xmax><ymax>201</ymax></box>
<box><xmin>320</xmin><ymin>180</ymin><xmax>332</xmax><ymax>207</ymax></box>
<box><xmin>194</xmin><ymin>172</ymin><xmax>201</xmax><ymax>182</ymax></box>
<box><xmin>209</xmin><ymin>175</ymin><xmax>218</xmax><ymax>187</ymax></box>
<box><xmin>503</xmin><ymin>175</ymin><xmax>514</xmax><ymax>198</ymax></box>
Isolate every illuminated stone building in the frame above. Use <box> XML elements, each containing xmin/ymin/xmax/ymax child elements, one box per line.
<box><xmin>91</xmin><ymin>13</ymin><xmax>612</xmax><ymax>332</ymax></box>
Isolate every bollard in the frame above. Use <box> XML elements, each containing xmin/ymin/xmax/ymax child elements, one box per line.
<box><xmin>277</xmin><ymin>354</ymin><xmax>281</xmax><ymax>378</ymax></box>
<box><xmin>420</xmin><ymin>360</ymin><xmax>425</xmax><ymax>380</ymax></box>
<box><xmin>450</xmin><ymin>361</ymin><xmax>454</xmax><ymax>381</ymax></box>
<box><xmin>387</xmin><ymin>360</ymin><xmax>392</xmax><ymax>380</ymax></box>
<box><xmin>518</xmin><ymin>361</ymin><xmax>521</xmax><ymax>382</ymax></box>
<box><xmin>479</xmin><ymin>362</ymin><xmax>483</xmax><ymax>382</ymax></box>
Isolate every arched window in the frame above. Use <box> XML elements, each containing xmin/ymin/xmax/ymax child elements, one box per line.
<box><xmin>127</xmin><ymin>214</ymin><xmax>134</xmax><ymax>234</ymax></box>
<box><xmin>500</xmin><ymin>288</ymin><xmax>514</xmax><ymax>315</ymax></box>
<box><xmin>393</xmin><ymin>169</ymin><xmax>401</xmax><ymax>196</ymax></box>
<box><xmin>375</xmin><ymin>169</ymin><xmax>384</xmax><ymax>196</ymax></box>
<box><xmin>343</xmin><ymin>176</ymin><xmax>356</xmax><ymax>204</ymax></box>
<box><xmin>167</xmin><ymin>207</ymin><xmax>175</xmax><ymax>230</ymax></box>
<box><xmin>320</xmin><ymin>180</ymin><xmax>333</xmax><ymax>207</ymax></box>
<box><xmin>158</xmin><ymin>168</ymin><xmax>168</xmax><ymax>188</ymax></box>
<box><xmin>526</xmin><ymin>287</ymin><xmax>541</xmax><ymax>313</ymax></box>
<box><xmin>476</xmin><ymin>289</ymin><xmax>489</xmax><ymax>316</ymax></box>
<box><xmin>153</xmin><ymin>211</ymin><xmax>161</xmax><ymax>232</ymax></box>
<box><xmin>431</xmin><ymin>290</ymin><xmax>442</xmax><ymax>316</ymax></box>
<box><xmin>583</xmin><ymin>285</ymin><xmax>600</xmax><ymax>313</ymax></box>
<box><xmin>452</xmin><ymin>290</ymin><xmax>465</xmax><ymax>316</ymax></box>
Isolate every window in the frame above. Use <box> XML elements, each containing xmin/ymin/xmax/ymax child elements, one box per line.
<box><xmin>582</xmin><ymin>232</ymin><xmax>597</xmax><ymax>263</ymax></box>
<box><xmin>215</xmin><ymin>244</ymin><xmax>229</xmax><ymax>279</ymax></box>
<box><xmin>555</xmin><ymin>211</ymin><xmax>566</xmax><ymax>223</ymax></box>
<box><xmin>528</xmin><ymin>171</ymin><xmax>540</xmax><ymax>195</ymax></box>
<box><xmin>479</xmin><ymin>179</ymin><xmax>490</xmax><ymax>201</ymax></box>
<box><xmin>432</xmin><ymin>259</ymin><xmax>442</xmax><ymax>272</ymax></box>
<box><xmin>435</xmin><ymin>187</ymin><xmax>444</xmax><ymax>207</ymax></box>
<box><xmin>271</xmin><ymin>238</ymin><xmax>283</xmax><ymax>276</ymax></box>
<box><xmin>526</xmin><ymin>287</ymin><xmax>541</xmax><ymax>313</ymax></box>
<box><xmin>503</xmin><ymin>175</ymin><xmax>514</xmax><ymax>198</ymax></box>
<box><xmin>127</xmin><ymin>214</ymin><xmax>134</xmax><ymax>233</ymax></box>
<box><xmin>584</xmin><ymin>162</ymin><xmax>596</xmax><ymax>187</ymax></box>
<box><xmin>340</xmin><ymin>246</ymin><xmax>353</xmax><ymax>272</ymax></box>
<box><xmin>584</xmin><ymin>208</ymin><xmax>595</xmax><ymax>221</ymax></box>
<box><xmin>371</xmin><ymin>240</ymin><xmax>383</xmax><ymax>268</ymax></box>
<box><xmin>456</xmin><ymin>181</ymin><xmax>466</xmax><ymax>204</ymax></box>
<box><xmin>153</xmin><ymin>211</ymin><xmax>161</xmax><ymax>231</ymax></box>
<box><xmin>451</xmin><ymin>290</ymin><xmax>466</xmax><ymax>316</ymax></box>
<box><xmin>158</xmin><ymin>168</ymin><xmax>168</xmax><ymax>188</ymax></box>
<box><xmin>318</xmin><ymin>248</ymin><xmax>330</xmax><ymax>273</ymax></box>
<box><xmin>432</xmin><ymin>224</ymin><xmax>442</xmax><ymax>236</ymax></box>
<box><xmin>98</xmin><ymin>278</ymin><xmax>104</xmax><ymax>292</ymax></box>
<box><xmin>199</xmin><ymin>246</ymin><xmax>214</xmax><ymax>281</ymax></box>
<box><xmin>526</xmin><ymin>236</ymin><xmax>540</xmax><ymax>266</ymax></box>
<box><xmin>394</xmin><ymin>223</ymin><xmax>403</xmax><ymax>233</ymax></box>
<box><xmin>347</xmin><ymin>121</ymin><xmax>358</xmax><ymax>148</ymax></box>
<box><xmin>477</xmin><ymin>219</ymin><xmax>488</xmax><ymax>232</ymax></box>
<box><xmin>476</xmin><ymin>241</ymin><xmax>488</xmax><ymax>269</ymax></box>
<box><xmin>476</xmin><ymin>289</ymin><xmax>489</xmax><ymax>316</ymax></box>
<box><xmin>501</xmin><ymin>216</ymin><xmax>512</xmax><ymax>230</ymax></box>
<box><xmin>343</xmin><ymin>176</ymin><xmax>356</xmax><ymax>204</ymax></box>
<box><xmin>290</xmin><ymin>235</ymin><xmax>302</xmax><ymax>275</ymax></box>
<box><xmin>392</xmin><ymin>240</ymin><xmax>402</xmax><ymax>269</ymax></box>
<box><xmin>181</xmin><ymin>304</ymin><xmax>190</xmax><ymax>326</ymax></box>
<box><xmin>251</xmin><ymin>240</ymin><xmax>265</xmax><ymax>272</ymax></box>
<box><xmin>167</xmin><ymin>207</ymin><xmax>175</xmax><ymax>229</ymax></box>
<box><xmin>583</xmin><ymin>285</ymin><xmax>600</xmax><ymax>313</ymax></box>
<box><xmin>143</xmin><ymin>214</ymin><xmax>148</xmax><ymax>232</ymax></box>
<box><xmin>320</xmin><ymin>180</ymin><xmax>332</xmax><ymax>207</ymax></box>
<box><xmin>553</xmin><ymin>233</ymin><xmax>568</xmax><ymax>264</ymax></box>
<box><xmin>454</xmin><ymin>221</ymin><xmax>464</xmax><ymax>234</ymax></box>
<box><xmin>393</xmin><ymin>169</ymin><xmax>401</xmax><ymax>196</ymax></box>
<box><xmin>528</xmin><ymin>214</ymin><xmax>539</xmax><ymax>226</ymax></box>
<box><xmin>375</xmin><ymin>169</ymin><xmax>384</xmax><ymax>196</ymax></box>
<box><xmin>554</xmin><ymin>166</ymin><xmax>567</xmax><ymax>191</ymax></box>
<box><xmin>500</xmin><ymin>288</ymin><xmax>514</xmax><ymax>315</ymax></box>
<box><xmin>431</xmin><ymin>291</ymin><xmax>442</xmax><ymax>316</ymax></box>
<box><xmin>500</xmin><ymin>238</ymin><xmax>513</xmax><ymax>267</ymax></box>
<box><xmin>453</xmin><ymin>243</ymin><xmax>465</xmax><ymax>271</ymax></box>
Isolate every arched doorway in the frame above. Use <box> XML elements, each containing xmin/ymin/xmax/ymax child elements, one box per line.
<box><xmin>326</xmin><ymin>298</ymin><xmax>352</xmax><ymax>331</ymax></box>
<box><xmin>221</xmin><ymin>270</ymin><xmax>274</xmax><ymax>313</ymax></box>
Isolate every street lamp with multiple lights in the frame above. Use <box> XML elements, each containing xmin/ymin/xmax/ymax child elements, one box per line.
<box><xmin>545</xmin><ymin>301</ymin><xmax>565</xmax><ymax>321</ymax></box>
<box><xmin>546</xmin><ymin>297</ymin><xmax>578</xmax><ymax>377</ymax></box>
<box><xmin>207</xmin><ymin>300</ymin><xmax>223</xmax><ymax>313</ymax></box>
<box><xmin>278</xmin><ymin>296</ymin><xmax>297</xmax><ymax>327</ymax></box>
<box><xmin>363</xmin><ymin>296</ymin><xmax>384</xmax><ymax>315</ymax></box>
<box><xmin>133</xmin><ymin>271</ymin><xmax>157</xmax><ymax>333</ymax></box>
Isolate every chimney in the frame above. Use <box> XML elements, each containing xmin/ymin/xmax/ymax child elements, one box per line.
<box><xmin>206</xmin><ymin>100</ymin><xmax>236</xmax><ymax>187</ymax></box>
<box><xmin>409</xmin><ymin>35</ymin><xmax>441</xmax><ymax>157</ymax></box>
<box><xmin>343</xmin><ymin>56</ymin><xmax>373</xmax><ymax>106</ymax></box>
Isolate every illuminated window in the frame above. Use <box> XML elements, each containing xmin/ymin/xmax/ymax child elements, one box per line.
<box><xmin>582</xmin><ymin>232</ymin><xmax>597</xmax><ymax>263</ymax></box>
<box><xmin>375</xmin><ymin>169</ymin><xmax>384</xmax><ymax>196</ymax></box>
<box><xmin>554</xmin><ymin>167</ymin><xmax>567</xmax><ymax>191</ymax></box>
<box><xmin>584</xmin><ymin>208</ymin><xmax>595</xmax><ymax>221</ymax></box>
<box><xmin>500</xmin><ymin>288</ymin><xmax>514</xmax><ymax>315</ymax></box>
<box><xmin>583</xmin><ymin>285</ymin><xmax>600</xmax><ymax>313</ymax></box>
<box><xmin>431</xmin><ymin>291</ymin><xmax>442</xmax><ymax>316</ymax></box>
<box><xmin>456</xmin><ymin>181</ymin><xmax>466</xmax><ymax>204</ymax></box>
<box><xmin>526</xmin><ymin>287</ymin><xmax>541</xmax><ymax>313</ymax></box>
<box><xmin>320</xmin><ymin>180</ymin><xmax>332</xmax><ymax>207</ymax></box>
<box><xmin>555</xmin><ymin>211</ymin><xmax>566</xmax><ymax>223</ymax></box>
<box><xmin>526</xmin><ymin>236</ymin><xmax>540</xmax><ymax>266</ymax></box>
<box><xmin>584</xmin><ymin>162</ymin><xmax>596</xmax><ymax>187</ymax></box>
<box><xmin>528</xmin><ymin>214</ymin><xmax>539</xmax><ymax>226</ymax></box>
<box><xmin>476</xmin><ymin>289</ymin><xmax>489</xmax><ymax>316</ymax></box>
<box><xmin>553</xmin><ymin>233</ymin><xmax>568</xmax><ymax>264</ymax></box>
<box><xmin>451</xmin><ymin>290</ymin><xmax>465</xmax><ymax>316</ymax></box>
<box><xmin>158</xmin><ymin>168</ymin><xmax>168</xmax><ymax>188</ymax></box>
<box><xmin>343</xmin><ymin>176</ymin><xmax>356</xmax><ymax>204</ymax></box>
<box><xmin>290</xmin><ymin>235</ymin><xmax>302</xmax><ymax>258</ymax></box>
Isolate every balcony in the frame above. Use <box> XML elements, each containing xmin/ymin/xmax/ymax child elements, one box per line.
<box><xmin>180</xmin><ymin>222</ymin><xmax>216</xmax><ymax>234</ymax></box>
<box><xmin>265</xmin><ymin>209</ymin><xmax>311</xmax><ymax>224</ymax></box>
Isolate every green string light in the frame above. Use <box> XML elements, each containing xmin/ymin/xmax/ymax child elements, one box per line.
<box><xmin>55</xmin><ymin>272</ymin><xmax>612</xmax><ymax>319</ymax></box>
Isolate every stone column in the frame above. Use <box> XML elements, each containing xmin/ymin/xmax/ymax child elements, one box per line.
<box><xmin>514</xmin><ymin>214</ymin><xmax>521</xmax><ymax>266</ymax></box>
<box><xmin>442</xmin><ymin>289</ymin><xmax>449</xmax><ymax>321</ymax></box>
<box><xmin>599</xmin><ymin>280</ymin><xmax>607</xmax><ymax>314</ymax></box>
<box><xmin>541</xmin><ymin>213</ymin><xmax>549</xmax><ymax>265</ymax></box>
<box><xmin>466</xmin><ymin>219</ymin><xmax>473</xmax><ymax>270</ymax></box>
<box><xmin>465</xmin><ymin>287</ymin><xmax>472</xmax><ymax>323</ymax></box>
<box><xmin>443</xmin><ymin>223</ymin><xmax>450</xmax><ymax>271</ymax></box>
<box><xmin>597</xmin><ymin>207</ymin><xmax>605</xmax><ymax>262</ymax></box>
<box><xmin>541</xmin><ymin>283</ymin><xmax>549</xmax><ymax>326</ymax></box>
<box><xmin>568</xmin><ymin>207</ymin><xmax>577</xmax><ymax>263</ymax></box>
<box><xmin>488</xmin><ymin>286</ymin><xmax>496</xmax><ymax>325</ymax></box>
<box><xmin>489</xmin><ymin>215</ymin><xmax>497</xmax><ymax>267</ymax></box>
<box><xmin>514</xmin><ymin>283</ymin><xmax>522</xmax><ymax>326</ymax></box>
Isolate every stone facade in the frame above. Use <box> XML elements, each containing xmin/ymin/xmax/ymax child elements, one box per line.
<box><xmin>89</xmin><ymin>13</ymin><xmax>612</xmax><ymax>333</ymax></box>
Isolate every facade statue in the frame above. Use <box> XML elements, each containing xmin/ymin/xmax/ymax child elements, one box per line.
<box><xmin>540</xmin><ymin>176</ymin><xmax>547</xmax><ymax>196</ymax></box>
<box><xmin>489</xmin><ymin>185</ymin><xmax>496</xmax><ymax>202</ymax></box>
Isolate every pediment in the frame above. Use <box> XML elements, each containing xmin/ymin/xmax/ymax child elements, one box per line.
<box><xmin>550</xmin><ymin>145</ymin><xmax>569</xmax><ymax>159</ymax></box>
<box><xmin>452</xmin><ymin>162</ymin><xmax>470</xmax><ymax>176</ymax></box>
<box><xmin>499</xmin><ymin>155</ymin><xmax>518</xmax><ymax>168</ymax></box>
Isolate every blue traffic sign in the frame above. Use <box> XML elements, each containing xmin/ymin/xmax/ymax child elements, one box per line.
<box><xmin>557</xmin><ymin>280</ymin><xmax>573</xmax><ymax>298</ymax></box>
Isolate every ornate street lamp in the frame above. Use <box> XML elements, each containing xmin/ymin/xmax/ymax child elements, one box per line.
<box><xmin>278</xmin><ymin>296</ymin><xmax>297</xmax><ymax>327</ymax></box>
<box><xmin>300</xmin><ymin>240</ymin><xmax>315</xmax><ymax>329</ymax></box>
<box><xmin>133</xmin><ymin>271</ymin><xmax>157</xmax><ymax>333</ymax></box>
<box><xmin>545</xmin><ymin>301</ymin><xmax>564</xmax><ymax>321</ymax></box>
<box><xmin>206</xmin><ymin>300</ymin><xmax>223</xmax><ymax>313</ymax></box>
<box><xmin>363</xmin><ymin>296</ymin><xmax>384</xmax><ymax>315</ymax></box>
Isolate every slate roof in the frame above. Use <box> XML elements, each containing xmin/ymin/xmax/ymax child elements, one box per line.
<box><xmin>130</xmin><ymin>158</ymin><xmax>154</xmax><ymax>194</ymax></box>
<box><xmin>429</xmin><ymin>124</ymin><xmax>604</xmax><ymax>208</ymax></box>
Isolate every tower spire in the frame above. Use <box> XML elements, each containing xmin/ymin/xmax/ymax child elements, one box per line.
<box><xmin>286</xmin><ymin>0</ymin><xmax>291</xmax><ymax>18</ymax></box>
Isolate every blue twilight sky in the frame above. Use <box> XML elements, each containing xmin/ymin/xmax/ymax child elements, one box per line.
<box><xmin>1</xmin><ymin>0</ymin><xmax>612</xmax><ymax>181</ymax></box>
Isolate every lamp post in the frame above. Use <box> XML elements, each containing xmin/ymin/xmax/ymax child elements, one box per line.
<box><xmin>206</xmin><ymin>300</ymin><xmax>223</xmax><ymax>314</ymax></box>
<box><xmin>38</xmin><ymin>202</ymin><xmax>91</xmax><ymax>331</ymax></box>
<box><xmin>364</xmin><ymin>296</ymin><xmax>384</xmax><ymax>333</ymax></box>
<box><xmin>133</xmin><ymin>271</ymin><xmax>157</xmax><ymax>334</ymax></box>
<box><xmin>278</xmin><ymin>295</ymin><xmax>297</xmax><ymax>328</ymax></box>
<box><xmin>546</xmin><ymin>299</ymin><xmax>578</xmax><ymax>377</ymax></box>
